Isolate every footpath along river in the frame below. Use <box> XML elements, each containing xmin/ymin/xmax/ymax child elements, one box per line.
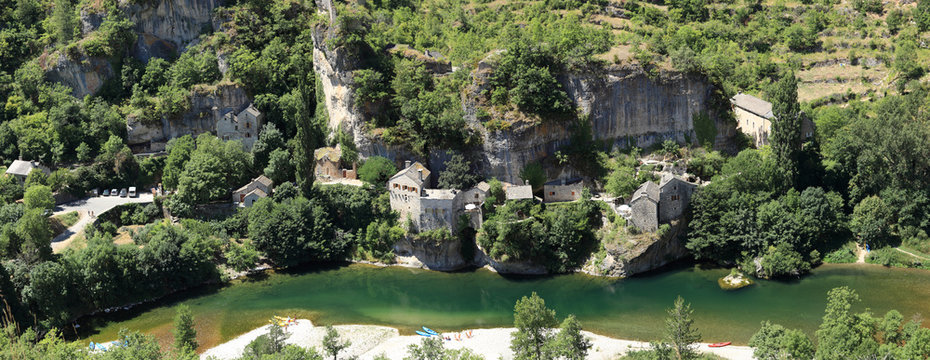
<box><xmin>76</xmin><ymin>262</ymin><xmax>930</xmax><ymax>350</ymax></box>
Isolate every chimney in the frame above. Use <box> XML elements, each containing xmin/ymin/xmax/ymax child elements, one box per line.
<box><xmin>418</xmin><ymin>169</ymin><xmax>424</xmax><ymax>182</ymax></box>
<box><xmin>405</xmin><ymin>160</ymin><xmax>411</xmax><ymax>168</ymax></box>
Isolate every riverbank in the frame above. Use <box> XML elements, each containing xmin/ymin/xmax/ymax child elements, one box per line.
<box><xmin>200</xmin><ymin>319</ymin><xmax>754</xmax><ymax>360</ymax></box>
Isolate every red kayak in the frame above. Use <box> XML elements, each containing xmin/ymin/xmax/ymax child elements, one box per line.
<box><xmin>708</xmin><ymin>342</ymin><xmax>732</xmax><ymax>348</ymax></box>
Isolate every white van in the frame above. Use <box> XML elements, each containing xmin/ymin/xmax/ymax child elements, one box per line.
<box><xmin>128</xmin><ymin>187</ymin><xmax>137</xmax><ymax>197</ymax></box>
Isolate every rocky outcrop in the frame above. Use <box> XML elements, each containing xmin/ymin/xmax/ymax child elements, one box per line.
<box><xmin>125</xmin><ymin>0</ymin><xmax>224</xmax><ymax>62</ymax></box>
<box><xmin>474</xmin><ymin>247</ymin><xmax>548</xmax><ymax>275</ymax></box>
<box><xmin>393</xmin><ymin>236</ymin><xmax>467</xmax><ymax>271</ymax></box>
<box><xmin>583</xmin><ymin>220</ymin><xmax>689</xmax><ymax>277</ymax></box>
<box><xmin>311</xmin><ymin>5</ymin><xmax>423</xmax><ymax>169</ymax></box>
<box><xmin>127</xmin><ymin>83</ymin><xmax>251</xmax><ymax>151</ymax></box>
<box><xmin>43</xmin><ymin>53</ymin><xmax>114</xmax><ymax>98</ymax></box>
<box><xmin>470</xmin><ymin>63</ymin><xmax>737</xmax><ymax>183</ymax></box>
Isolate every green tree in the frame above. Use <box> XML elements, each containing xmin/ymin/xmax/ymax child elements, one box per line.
<box><xmin>769</xmin><ymin>73</ymin><xmax>802</xmax><ymax>189</ymax></box>
<box><xmin>17</xmin><ymin>208</ymin><xmax>51</xmax><ymax>263</ymax></box>
<box><xmin>322</xmin><ymin>325</ymin><xmax>350</xmax><ymax>360</ymax></box>
<box><xmin>163</xmin><ymin>135</ymin><xmax>196</xmax><ymax>190</ymax></box>
<box><xmin>749</xmin><ymin>321</ymin><xmax>815</xmax><ymax>360</ymax></box>
<box><xmin>23</xmin><ymin>168</ymin><xmax>47</xmax><ymax>188</ymax></box>
<box><xmin>511</xmin><ymin>292</ymin><xmax>557</xmax><ymax>360</ymax></box>
<box><xmin>225</xmin><ymin>242</ymin><xmax>260</xmax><ymax>272</ymax></box>
<box><xmin>358</xmin><ymin>156</ymin><xmax>397</xmax><ymax>185</ymax></box>
<box><xmin>252</xmin><ymin>123</ymin><xmax>286</xmax><ymax>170</ymax></box>
<box><xmin>437</xmin><ymin>152</ymin><xmax>479</xmax><ymax>190</ymax></box>
<box><xmin>519</xmin><ymin>163</ymin><xmax>545</xmax><ymax>192</ymax></box>
<box><xmin>404</xmin><ymin>337</ymin><xmax>445</xmax><ymax>360</ymax></box>
<box><xmin>665</xmin><ymin>296</ymin><xmax>700</xmax><ymax>360</ymax></box>
<box><xmin>893</xmin><ymin>39</ymin><xmax>924</xmax><ymax>82</ymax></box>
<box><xmin>814</xmin><ymin>287</ymin><xmax>878</xmax><ymax>360</ymax></box>
<box><xmin>75</xmin><ymin>142</ymin><xmax>92</xmax><ymax>163</ymax></box>
<box><xmin>173</xmin><ymin>304</ymin><xmax>198</xmax><ymax>353</ymax></box>
<box><xmin>552</xmin><ymin>315</ymin><xmax>591</xmax><ymax>360</ymax></box>
<box><xmin>917</xmin><ymin>0</ymin><xmax>930</xmax><ymax>31</ymax></box>
<box><xmin>851</xmin><ymin>196</ymin><xmax>894</xmax><ymax>248</ymax></box>
<box><xmin>264</xmin><ymin>148</ymin><xmax>294</xmax><ymax>185</ymax></box>
<box><xmin>48</xmin><ymin>0</ymin><xmax>75</xmax><ymax>44</ymax></box>
<box><xmin>23</xmin><ymin>185</ymin><xmax>53</xmax><ymax>212</ymax></box>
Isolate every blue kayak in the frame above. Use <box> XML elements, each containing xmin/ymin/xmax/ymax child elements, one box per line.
<box><xmin>422</xmin><ymin>327</ymin><xmax>439</xmax><ymax>336</ymax></box>
<box><xmin>416</xmin><ymin>330</ymin><xmax>433</xmax><ymax>337</ymax></box>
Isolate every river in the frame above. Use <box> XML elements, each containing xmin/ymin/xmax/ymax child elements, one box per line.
<box><xmin>75</xmin><ymin>262</ymin><xmax>930</xmax><ymax>350</ymax></box>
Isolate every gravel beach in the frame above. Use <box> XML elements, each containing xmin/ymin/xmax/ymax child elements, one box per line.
<box><xmin>200</xmin><ymin>320</ymin><xmax>754</xmax><ymax>360</ymax></box>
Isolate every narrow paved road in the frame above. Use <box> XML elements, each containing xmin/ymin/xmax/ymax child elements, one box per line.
<box><xmin>51</xmin><ymin>193</ymin><xmax>154</xmax><ymax>253</ymax></box>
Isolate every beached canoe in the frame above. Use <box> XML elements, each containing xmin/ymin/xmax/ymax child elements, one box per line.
<box><xmin>422</xmin><ymin>327</ymin><xmax>439</xmax><ymax>336</ymax></box>
<box><xmin>416</xmin><ymin>330</ymin><xmax>433</xmax><ymax>337</ymax></box>
<box><xmin>708</xmin><ymin>342</ymin><xmax>732</xmax><ymax>348</ymax></box>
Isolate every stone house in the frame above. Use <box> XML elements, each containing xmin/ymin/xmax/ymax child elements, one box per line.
<box><xmin>503</xmin><ymin>181</ymin><xmax>533</xmax><ymax>201</ymax></box>
<box><xmin>388</xmin><ymin>161</ymin><xmax>432</xmax><ymax>229</ymax></box>
<box><xmin>233</xmin><ymin>175</ymin><xmax>273</xmax><ymax>207</ymax></box>
<box><xmin>217</xmin><ymin>103</ymin><xmax>262</xmax><ymax>150</ymax></box>
<box><xmin>628</xmin><ymin>174</ymin><xmax>697</xmax><ymax>232</ymax></box>
<box><xmin>629</xmin><ymin>181</ymin><xmax>660</xmax><ymax>232</ymax></box>
<box><xmin>461</xmin><ymin>181</ymin><xmax>489</xmax><ymax>207</ymax></box>
<box><xmin>543</xmin><ymin>178</ymin><xmax>584</xmax><ymax>203</ymax></box>
<box><xmin>5</xmin><ymin>160</ymin><xmax>49</xmax><ymax>185</ymax></box>
<box><xmin>731</xmin><ymin>93</ymin><xmax>815</xmax><ymax>148</ymax></box>
<box><xmin>313</xmin><ymin>145</ymin><xmax>357</xmax><ymax>182</ymax></box>
<box><xmin>388</xmin><ymin>161</ymin><xmax>492</xmax><ymax>233</ymax></box>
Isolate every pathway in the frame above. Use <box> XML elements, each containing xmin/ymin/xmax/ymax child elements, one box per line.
<box><xmin>895</xmin><ymin>247</ymin><xmax>930</xmax><ymax>261</ymax></box>
<box><xmin>51</xmin><ymin>194</ymin><xmax>154</xmax><ymax>253</ymax></box>
<box><xmin>856</xmin><ymin>244</ymin><xmax>868</xmax><ymax>263</ymax></box>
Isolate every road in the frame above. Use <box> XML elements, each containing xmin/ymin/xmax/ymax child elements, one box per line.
<box><xmin>51</xmin><ymin>193</ymin><xmax>154</xmax><ymax>252</ymax></box>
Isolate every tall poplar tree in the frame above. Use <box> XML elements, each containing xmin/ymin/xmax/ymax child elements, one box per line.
<box><xmin>769</xmin><ymin>71</ymin><xmax>802</xmax><ymax>189</ymax></box>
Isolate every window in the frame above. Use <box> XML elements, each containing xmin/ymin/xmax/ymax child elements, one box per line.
<box><xmin>474</xmin><ymin>194</ymin><xmax>479</xmax><ymax>199</ymax></box>
<box><xmin>571</xmin><ymin>191</ymin><xmax>575</xmax><ymax>196</ymax></box>
<box><xmin>550</xmin><ymin>192</ymin><xmax>555</xmax><ymax>196</ymax></box>
<box><xmin>235</xmin><ymin>125</ymin><xmax>238</xmax><ymax>131</ymax></box>
<box><xmin>246</xmin><ymin>122</ymin><xmax>251</xmax><ymax>129</ymax></box>
<box><xmin>246</xmin><ymin>133</ymin><xmax>251</xmax><ymax>138</ymax></box>
<box><xmin>403</xmin><ymin>185</ymin><xmax>408</xmax><ymax>191</ymax></box>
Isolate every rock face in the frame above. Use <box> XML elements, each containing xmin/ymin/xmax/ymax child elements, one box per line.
<box><xmin>583</xmin><ymin>220</ymin><xmax>689</xmax><ymax>277</ymax></box>
<box><xmin>393</xmin><ymin>236</ymin><xmax>467</xmax><ymax>271</ymax></box>
<box><xmin>47</xmin><ymin>0</ymin><xmax>225</xmax><ymax>97</ymax></box>
<box><xmin>125</xmin><ymin>0</ymin><xmax>224</xmax><ymax>62</ymax></box>
<box><xmin>127</xmin><ymin>84</ymin><xmax>251</xmax><ymax>152</ymax></box>
<box><xmin>472</xmin><ymin>66</ymin><xmax>737</xmax><ymax>183</ymax></box>
<box><xmin>475</xmin><ymin>247</ymin><xmax>549</xmax><ymax>275</ymax></box>
<box><xmin>43</xmin><ymin>53</ymin><xmax>114</xmax><ymax>98</ymax></box>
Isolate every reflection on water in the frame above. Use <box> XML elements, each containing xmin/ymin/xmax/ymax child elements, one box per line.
<box><xmin>77</xmin><ymin>262</ymin><xmax>930</xmax><ymax>349</ymax></box>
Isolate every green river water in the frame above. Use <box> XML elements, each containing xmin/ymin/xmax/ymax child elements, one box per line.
<box><xmin>77</xmin><ymin>263</ymin><xmax>930</xmax><ymax>349</ymax></box>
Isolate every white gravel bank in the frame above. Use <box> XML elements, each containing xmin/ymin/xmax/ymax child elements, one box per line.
<box><xmin>201</xmin><ymin>320</ymin><xmax>753</xmax><ymax>360</ymax></box>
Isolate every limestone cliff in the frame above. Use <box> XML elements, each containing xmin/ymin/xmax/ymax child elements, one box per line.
<box><xmin>393</xmin><ymin>236</ymin><xmax>468</xmax><ymax>271</ymax></box>
<box><xmin>46</xmin><ymin>0</ymin><xmax>224</xmax><ymax>97</ymax></box>
<box><xmin>312</xmin><ymin>21</ymin><xmax>735</xmax><ymax>183</ymax></box>
<box><xmin>124</xmin><ymin>0</ymin><xmax>224</xmax><ymax>61</ymax></box>
<box><xmin>127</xmin><ymin>83</ymin><xmax>251</xmax><ymax>151</ymax></box>
<box><xmin>43</xmin><ymin>52</ymin><xmax>114</xmax><ymax>98</ymax></box>
<box><xmin>469</xmin><ymin>63</ymin><xmax>737</xmax><ymax>183</ymax></box>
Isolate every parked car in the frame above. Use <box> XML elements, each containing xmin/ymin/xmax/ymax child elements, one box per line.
<box><xmin>93</xmin><ymin>189</ymin><xmax>99</xmax><ymax>197</ymax></box>
<box><xmin>128</xmin><ymin>187</ymin><xmax>137</xmax><ymax>197</ymax></box>
<box><xmin>111</xmin><ymin>189</ymin><xmax>118</xmax><ymax>197</ymax></box>
<box><xmin>102</xmin><ymin>189</ymin><xmax>110</xmax><ymax>196</ymax></box>
<box><xmin>119</xmin><ymin>189</ymin><xmax>127</xmax><ymax>197</ymax></box>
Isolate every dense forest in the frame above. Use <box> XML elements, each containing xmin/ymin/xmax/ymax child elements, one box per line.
<box><xmin>0</xmin><ymin>0</ymin><xmax>929</xmax><ymax>355</ymax></box>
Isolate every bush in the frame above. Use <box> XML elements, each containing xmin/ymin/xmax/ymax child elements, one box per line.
<box><xmin>358</xmin><ymin>156</ymin><xmax>397</xmax><ymax>185</ymax></box>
